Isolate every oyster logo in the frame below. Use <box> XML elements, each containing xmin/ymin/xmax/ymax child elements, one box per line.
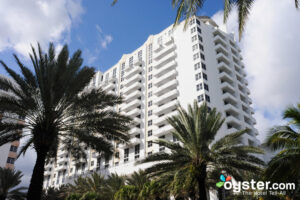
<box><xmin>216</xmin><ymin>174</ymin><xmax>231</xmax><ymax>188</ymax></box>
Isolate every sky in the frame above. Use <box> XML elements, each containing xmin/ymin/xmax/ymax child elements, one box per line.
<box><xmin>0</xmin><ymin>0</ymin><xmax>299</xmax><ymax>187</ymax></box>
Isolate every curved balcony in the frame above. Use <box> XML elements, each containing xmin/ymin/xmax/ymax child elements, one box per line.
<box><xmin>124</xmin><ymin>90</ymin><xmax>142</xmax><ymax>103</ymax></box>
<box><xmin>121</xmin><ymin>99</ymin><xmax>141</xmax><ymax>112</ymax></box>
<box><xmin>124</xmin><ymin>74</ymin><xmax>142</xmax><ymax>87</ymax></box>
<box><xmin>154</xmin><ymin>79</ymin><xmax>178</xmax><ymax>96</ymax></box>
<box><xmin>154</xmin><ymin>124</ymin><xmax>173</xmax><ymax>137</ymax></box>
<box><xmin>155</xmin><ymin>61</ymin><xmax>177</xmax><ymax>78</ymax></box>
<box><xmin>154</xmin><ymin>110</ymin><xmax>177</xmax><ymax>126</ymax></box>
<box><xmin>154</xmin><ymin>43</ymin><xmax>176</xmax><ymax>61</ymax></box>
<box><xmin>155</xmin><ymin>89</ymin><xmax>179</xmax><ymax>106</ymax></box>
<box><xmin>125</xmin><ymin>66</ymin><xmax>143</xmax><ymax>79</ymax></box>
<box><xmin>122</xmin><ymin>82</ymin><xmax>142</xmax><ymax>95</ymax></box>
<box><xmin>155</xmin><ymin>100</ymin><xmax>178</xmax><ymax>116</ymax></box>
<box><xmin>153</xmin><ymin>52</ymin><xmax>177</xmax><ymax>69</ymax></box>
<box><xmin>154</xmin><ymin>70</ymin><xmax>178</xmax><ymax>87</ymax></box>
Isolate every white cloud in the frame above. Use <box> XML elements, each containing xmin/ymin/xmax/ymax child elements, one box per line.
<box><xmin>212</xmin><ymin>0</ymin><xmax>300</xmax><ymax>142</ymax></box>
<box><xmin>0</xmin><ymin>0</ymin><xmax>84</xmax><ymax>56</ymax></box>
<box><xmin>95</xmin><ymin>24</ymin><xmax>113</xmax><ymax>49</ymax></box>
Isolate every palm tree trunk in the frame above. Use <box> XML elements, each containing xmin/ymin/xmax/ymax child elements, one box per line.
<box><xmin>197</xmin><ymin>176</ymin><xmax>207</xmax><ymax>200</ymax></box>
<box><xmin>26</xmin><ymin>149</ymin><xmax>47</xmax><ymax>200</ymax></box>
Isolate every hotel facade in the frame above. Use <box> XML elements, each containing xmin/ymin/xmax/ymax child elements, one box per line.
<box><xmin>44</xmin><ymin>16</ymin><xmax>260</xmax><ymax>189</ymax></box>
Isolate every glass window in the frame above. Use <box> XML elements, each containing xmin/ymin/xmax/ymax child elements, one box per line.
<box><xmin>194</xmin><ymin>63</ymin><xmax>201</xmax><ymax>70</ymax></box>
<box><xmin>197</xmin><ymin>94</ymin><xmax>204</xmax><ymax>102</ymax></box>
<box><xmin>196</xmin><ymin>83</ymin><xmax>203</xmax><ymax>91</ymax></box>
<box><xmin>203</xmin><ymin>73</ymin><xmax>208</xmax><ymax>80</ymax></box>
<box><xmin>148</xmin><ymin>130</ymin><xmax>152</xmax><ymax>136</ymax></box>
<box><xmin>205</xmin><ymin>95</ymin><xmax>210</xmax><ymax>102</ymax></box>
<box><xmin>148</xmin><ymin>101</ymin><xmax>152</xmax><ymax>107</ymax></box>
<box><xmin>148</xmin><ymin>141</ymin><xmax>153</xmax><ymax>147</ymax></box>
<box><xmin>148</xmin><ymin>110</ymin><xmax>152</xmax><ymax>116</ymax></box>
<box><xmin>204</xmin><ymin>83</ymin><xmax>209</xmax><ymax>91</ymax></box>
<box><xmin>148</xmin><ymin>120</ymin><xmax>152</xmax><ymax>126</ymax></box>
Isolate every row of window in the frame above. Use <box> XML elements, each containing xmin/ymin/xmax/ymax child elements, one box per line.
<box><xmin>197</xmin><ymin>94</ymin><xmax>210</xmax><ymax>103</ymax></box>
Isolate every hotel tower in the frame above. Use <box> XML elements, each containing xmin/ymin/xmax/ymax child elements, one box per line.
<box><xmin>44</xmin><ymin>16</ymin><xmax>260</xmax><ymax>188</ymax></box>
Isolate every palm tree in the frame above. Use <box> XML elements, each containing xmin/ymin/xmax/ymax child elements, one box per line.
<box><xmin>103</xmin><ymin>173</ymin><xmax>126</xmax><ymax>200</ymax></box>
<box><xmin>140</xmin><ymin>102</ymin><xmax>264</xmax><ymax>200</ymax></box>
<box><xmin>0</xmin><ymin>167</ymin><xmax>27</xmax><ymax>200</ymax></box>
<box><xmin>264</xmin><ymin>103</ymin><xmax>300</xmax><ymax>198</ymax></box>
<box><xmin>172</xmin><ymin>0</ymin><xmax>299</xmax><ymax>40</ymax></box>
<box><xmin>112</xmin><ymin>0</ymin><xmax>298</xmax><ymax>40</ymax></box>
<box><xmin>0</xmin><ymin>43</ymin><xmax>132</xmax><ymax>200</ymax></box>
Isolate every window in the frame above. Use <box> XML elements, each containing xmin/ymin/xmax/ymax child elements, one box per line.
<box><xmin>192</xmin><ymin>44</ymin><xmax>198</xmax><ymax>51</ymax></box>
<box><xmin>148</xmin><ymin>130</ymin><xmax>152</xmax><ymax>137</ymax></box>
<box><xmin>113</xmin><ymin>68</ymin><xmax>117</xmax><ymax>78</ymax></box>
<box><xmin>148</xmin><ymin>101</ymin><xmax>152</xmax><ymax>107</ymax></box>
<box><xmin>200</xmin><ymin>53</ymin><xmax>205</xmax><ymax>60</ymax></box>
<box><xmin>199</xmin><ymin>44</ymin><xmax>204</xmax><ymax>51</ymax></box>
<box><xmin>148</xmin><ymin>44</ymin><xmax>153</xmax><ymax>64</ymax></box>
<box><xmin>189</xmin><ymin>18</ymin><xmax>195</xmax><ymax>25</ymax></box>
<box><xmin>194</xmin><ymin>62</ymin><xmax>201</xmax><ymax>70</ymax></box>
<box><xmin>148</xmin><ymin>141</ymin><xmax>153</xmax><ymax>147</ymax></box>
<box><xmin>205</xmin><ymin>95</ymin><xmax>210</xmax><ymax>102</ymax></box>
<box><xmin>198</xmin><ymin>94</ymin><xmax>204</xmax><ymax>102</ymax></box>
<box><xmin>148</xmin><ymin>120</ymin><xmax>152</xmax><ymax>126</ymax></box>
<box><xmin>196</xmin><ymin>19</ymin><xmax>201</xmax><ymax>25</ymax></box>
<box><xmin>148</xmin><ymin>83</ymin><xmax>152</xmax><ymax>89</ymax></box>
<box><xmin>148</xmin><ymin>110</ymin><xmax>152</xmax><ymax>116</ymax></box>
<box><xmin>157</xmin><ymin>36</ymin><xmax>162</xmax><ymax>45</ymax></box>
<box><xmin>70</xmin><ymin>168</ymin><xmax>73</xmax><ymax>173</ymax></box>
<box><xmin>121</xmin><ymin>62</ymin><xmax>125</xmax><ymax>70</ymax></box>
<box><xmin>196</xmin><ymin>83</ymin><xmax>203</xmax><ymax>91</ymax></box>
<box><xmin>193</xmin><ymin>53</ymin><xmax>200</xmax><ymax>60</ymax></box>
<box><xmin>135</xmin><ymin>145</ymin><xmax>140</xmax><ymax>159</ymax></box>
<box><xmin>6</xmin><ymin>157</ymin><xmax>15</xmax><ymax>164</ymax></box>
<box><xmin>135</xmin><ymin>134</ymin><xmax>140</xmax><ymax>138</ymax></box>
<box><xmin>91</xmin><ymin>161</ymin><xmax>94</xmax><ymax>166</ymax></box>
<box><xmin>148</xmin><ymin>91</ymin><xmax>152</xmax><ymax>98</ymax></box>
<box><xmin>198</xmin><ymin>35</ymin><xmax>203</xmax><ymax>42</ymax></box>
<box><xmin>203</xmin><ymin>73</ymin><xmax>208</xmax><ymax>80</ymax></box>
<box><xmin>201</xmin><ymin>62</ymin><xmax>206</xmax><ymax>70</ymax></box>
<box><xmin>191</xmin><ymin>27</ymin><xmax>196</xmax><ymax>33</ymax></box>
<box><xmin>191</xmin><ymin>35</ymin><xmax>197</xmax><ymax>42</ymax></box>
<box><xmin>105</xmin><ymin>158</ymin><xmax>109</xmax><ymax>168</ymax></box>
<box><xmin>10</xmin><ymin>145</ymin><xmax>18</xmax><ymax>152</ymax></box>
<box><xmin>204</xmin><ymin>83</ymin><xmax>209</xmax><ymax>91</ymax></box>
<box><xmin>115</xmin><ymin>152</ymin><xmax>120</xmax><ymax>158</ymax></box>
<box><xmin>148</xmin><ymin>66</ymin><xmax>152</xmax><ymax>72</ymax></box>
<box><xmin>197</xmin><ymin>27</ymin><xmax>202</xmax><ymax>34</ymax></box>
<box><xmin>138</xmin><ymin>50</ymin><xmax>142</xmax><ymax>61</ymax></box>
<box><xmin>195</xmin><ymin>73</ymin><xmax>201</xmax><ymax>80</ymax></box>
<box><xmin>148</xmin><ymin>74</ymin><xmax>152</xmax><ymax>80</ymax></box>
<box><xmin>124</xmin><ymin>149</ymin><xmax>129</xmax><ymax>162</ymax></box>
<box><xmin>129</xmin><ymin>56</ymin><xmax>133</xmax><ymax>67</ymax></box>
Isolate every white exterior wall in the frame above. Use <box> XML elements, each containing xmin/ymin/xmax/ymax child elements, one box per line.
<box><xmin>44</xmin><ymin>16</ymin><xmax>260</xmax><ymax>190</ymax></box>
<box><xmin>0</xmin><ymin>143</ymin><xmax>10</xmax><ymax>167</ymax></box>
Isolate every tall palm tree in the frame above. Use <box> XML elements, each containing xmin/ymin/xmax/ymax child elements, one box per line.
<box><xmin>0</xmin><ymin>43</ymin><xmax>132</xmax><ymax>200</ymax></box>
<box><xmin>0</xmin><ymin>167</ymin><xmax>27</xmax><ymax>200</ymax></box>
<box><xmin>264</xmin><ymin>103</ymin><xmax>300</xmax><ymax>198</ymax></box>
<box><xmin>140</xmin><ymin>102</ymin><xmax>264</xmax><ymax>200</ymax></box>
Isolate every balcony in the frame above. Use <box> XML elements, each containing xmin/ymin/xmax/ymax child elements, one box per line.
<box><xmin>129</xmin><ymin>137</ymin><xmax>141</xmax><ymax>146</ymax></box>
<box><xmin>217</xmin><ymin>52</ymin><xmax>230</xmax><ymax>65</ymax></box>
<box><xmin>129</xmin><ymin>127</ymin><xmax>142</xmax><ymax>135</ymax></box>
<box><xmin>155</xmin><ymin>99</ymin><xmax>178</xmax><ymax>115</ymax></box>
<box><xmin>154</xmin><ymin>79</ymin><xmax>178</xmax><ymax>96</ymax></box>
<box><xmin>124</xmin><ymin>90</ymin><xmax>142</xmax><ymax>103</ymax></box>
<box><xmin>155</xmin><ymin>124</ymin><xmax>173</xmax><ymax>137</ymax></box>
<box><xmin>133</xmin><ymin>59</ymin><xmax>143</xmax><ymax>66</ymax></box>
<box><xmin>102</xmin><ymin>82</ymin><xmax>115</xmax><ymax>91</ymax></box>
<box><xmin>224</xmin><ymin>103</ymin><xmax>239</xmax><ymax>114</ymax></box>
<box><xmin>125</xmin><ymin>108</ymin><xmax>142</xmax><ymax>117</ymax></box>
<box><xmin>155</xmin><ymin>61</ymin><xmax>177</xmax><ymax>78</ymax></box>
<box><xmin>123</xmin><ymin>74</ymin><xmax>142</xmax><ymax>87</ymax></box>
<box><xmin>132</xmin><ymin>117</ymin><xmax>142</xmax><ymax>126</ymax></box>
<box><xmin>121</xmin><ymin>99</ymin><xmax>141</xmax><ymax>112</ymax></box>
<box><xmin>154</xmin><ymin>70</ymin><xmax>178</xmax><ymax>87</ymax></box>
<box><xmin>223</xmin><ymin>93</ymin><xmax>238</xmax><ymax>105</ymax></box>
<box><xmin>44</xmin><ymin>170</ymin><xmax>52</xmax><ymax>176</ymax></box>
<box><xmin>155</xmin><ymin>89</ymin><xmax>179</xmax><ymax>106</ymax></box>
<box><xmin>214</xmin><ymin>35</ymin><xmax>227</xmax><ymax>48</ymax></box>
<box><xmin>218</xmin><ymin>62</ymin><xmax>232</xmax><ymax>75</ymax></box>
<box><xmin>122</xmin><ymin>82</ymin><xmax>142</xmax><ymax>95</ymax></box>
<box><xmin>164</xmin><ymin>36</ymin><xmax>174</xmax><ymax>45</ymax></box>
<box><xmin>215</xmin><ymin>44</ymin><xmax>229</xmax><ymax>57</ymax></box>
<box><xmin>154</xmin><ymin>110</ymin><xmax>177</xmax><ymax>126</ymax></box>
<box><xmin>154</xmin><ymin>43</ymin><xmax>176</xmax><ymax>61</ymax></box>
<box><xmin>125</xmin><ymin>66</ymin><xmax>143</xmax><ymax>79</ymax></box>
<box><xmin>154</xmin><ymin>44</ymin><xmax>164</xmax><ymax>52</ymax></box>
<box><xmin>153</xmin><ymin>52</ymin><xmax>177</xmax><ymax>69</ymax></box>
<box><xmin>57</xmin><ymin>157</ymin><xmax>68</xmax><ymax>164</ymax></box>
<box><xmin>56</xmin><ymin>164</ymin><xmax>67</xmax><ymax>171</ymax></box>
<box><xmin>57</xmin><ymin>150</ymin><xmax>68</xmax><ymax>157</ymax></box>
<box><xmin>226</xmin><ymin>116</ymin><xmax>241</xmax><ymax>127</ymax></box>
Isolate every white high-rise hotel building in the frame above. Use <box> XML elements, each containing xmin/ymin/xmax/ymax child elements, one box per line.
<box><xmin>44</xmin><ymin>16</ymin><xmax>259</xmax><ymax>188</ymax></box>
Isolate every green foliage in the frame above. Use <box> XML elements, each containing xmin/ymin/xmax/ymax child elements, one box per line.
<box><xmin>0</xmin><ymin>167</ymin><xmax>27</xmax><ymax>200</ymax></box>
<box><xmin>114</xmin><ymin>185</ymin><xmax>139</xmax><ymax>200</ymax></box>
<box><xmin>0</xmin><ymin>43</ymin><xmax>132</xmax><ymax>199</ymax></box>
<box><xmin>140</xmin><ymin>101</ymin><xmax>264</xmax><ymax>199</ymax></box>
<box><xmin>79</xmin><ymin>192</ymin><xmax>102</xmax><ymax>200</ymax></box>
<box><xmin>66</xmin><ymin>193</ymin><xmax>82</xmax><ymax>200</ymax></box>
<box><xmin>264</xmin><ymin>103</ymin><xmax>300</xmax><ymax>198</ymax></box>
